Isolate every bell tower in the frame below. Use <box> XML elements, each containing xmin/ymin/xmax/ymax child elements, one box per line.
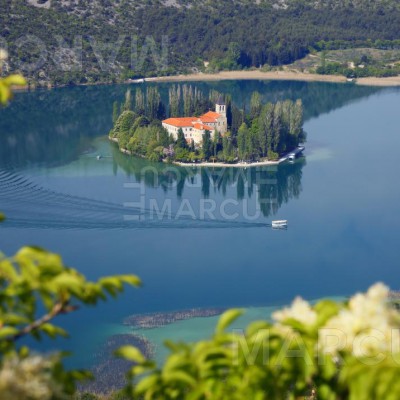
<box><xmin>215</xmin><ymin>95</ymin><xmax>226</xmax><ymax>117</ymax></box>
<box><xmin>215</xmin><ymin>94</ymin><xmax>227</xmax><ymax>134</ymax></box>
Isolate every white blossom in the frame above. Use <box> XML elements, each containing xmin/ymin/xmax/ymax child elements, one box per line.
<box><xmin>0</xmin><ymin>355</ymin><xmax>65</xmax><ymax>400</ymax></box>
<box><xmin>319</xmin><ymin>283</ymin><xmax>400</xmax><ymax>358</ymax></box>
<box><xmin>0</xmin><ymin>49</ymin><xmax>8</xmax><ymax>62</ymax></box>
<box><xmin>272</xmin><ymin>297</ymin><xmax>317</xmax><ymax>326</ymax></box>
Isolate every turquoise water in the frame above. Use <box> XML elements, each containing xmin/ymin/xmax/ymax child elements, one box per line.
<box><xmin>0</xmin><ymin>80</ymin><xmax>399</xmax><ymax>368</ymax></box>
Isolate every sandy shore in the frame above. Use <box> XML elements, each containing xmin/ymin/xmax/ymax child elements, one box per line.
<box><xmin>110</xmin><ymin>137</ymin><xmax>301</xmax><ymax>168</ymax></box>
<box><xmin>145</xmin><ymin>70</ymin><xmax>346</xmax><ymax>84</ymax></box>
<box><xmin>173</xmin><ymin>159</ymin><xmax>281</xmax><ymax>168</ymax></box>
<box><xmin>355</xmin><ymin>76</ymin><xmax>400</xmax><ymax>86</ymax></box>
<box><xmin>144</xmin><ymin>70</ymin><xmax>400</xmax><ymax>87</ymax></box>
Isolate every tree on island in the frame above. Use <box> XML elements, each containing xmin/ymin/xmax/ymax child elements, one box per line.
<box><xmin>123</xmin><ymin>89</ymin><xmax>132</xmax><ymax>111</ymax></box>
<box><xmin>237</xmin><ymin>122</ymin><xmax>248</xmax><ymax>161</ymax></box>
<box><xmin>110</xmin><ymin>87</ymin><xmax>305</xmax><ymax>164</ymax></box>
<box><xmin>135</xmin><ymin>88</ymin><xmax>145</xmax><ymax>116</ymax></box>
<box><xmin>250</xmin><ymin>91</ymin><xmax>262</xmax><ymax>120</ymax></box>
<box><xmin>202</xmin><ymin>130</ymin><xmax>212</xmax><ymax>161</ymax></box>
<box><xmin>112</xmin><ymin>101</ymin><xmax>119</xmax><ymax>125</ymax></box>
<box><xmin>176</xmin><ymin>128</ymin><xmax>188</xmax><ymax>149</ymax></box>
<box><xmin>168</xmin><ymin>85</ymin><xmax>181</xmax><ymax>117</ymax></box>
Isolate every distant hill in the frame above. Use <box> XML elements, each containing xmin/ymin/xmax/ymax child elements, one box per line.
<box><xmin>1</xmin><ymin>0</ymin><xmax>400</xmax><ymax>86</ymax></box>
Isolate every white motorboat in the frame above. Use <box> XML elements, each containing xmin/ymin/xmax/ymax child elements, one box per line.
<box><xmin>272</xmin><ymin>220</ymin><xmax>288</xmax><ymax>228</ymax></box>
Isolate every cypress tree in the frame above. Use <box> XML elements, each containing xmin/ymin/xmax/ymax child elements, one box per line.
<box><xmin>231</xmin><ymin>105</ymin><xmax>244</xmax><ymax>137</ymax></box>
<box><xmin>293</xmin><ymin>99</ymin><xmax>304</xmax><ymax>138</ymax></box>
<box><xmin>169</xmin><ymin>85</ymin><xmax>181</xmax><ymax>117</ymax></box>
<box><xmin>176</xmin><ymin>128</ymin><xmax>187</xmax><ymax>149</ymax></box>
<box><xmin>112</xmin><ymin>101</ymin><xmax>119</xmax><ymax>125</ymax></box>
<box><xmin>273</xmin><ymin>101</ymin><xmax>282</xmax><ymax>153</ymax></box>
<box><xmin>237</xmin><ymin>123</ymin><xmax>248</xmax><ymax>160</ymax></box>
<box><xmin>146</xmin><ymin>87</ymin><xmax>161</xmax><ymax>121</ymax></box>
<box><xmin>202</xmin><ymin>130</ymin><xmax>212</xmax><ymax>160</ymax></box>
<box><xmin>123</xmin><ymin>89</ymin><xmax>132</xmax><ymax>111</ymax></box>
<box><xmin>250</xmin><ymin>91</ymin><xmax>262</xmax><ymax>120</ymax></box>
<box><xmin>183</xmin><ymin>85</ymin><xmax>194</xmax><ymax>116</ymax></box>
<box><xmin>135</xmin><ymin>88</ymin><xmax>145</xmax><ymax>116</ymax></box>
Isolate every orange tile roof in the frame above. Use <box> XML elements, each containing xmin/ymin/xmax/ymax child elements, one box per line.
<box><xmin>193</xmin><ymin>123</ymin><xmax>215</xmax><ymax>131</ymax></box>
<box><xmin>199</xmin><ymin>116</ymin><xmax>217</xmax><ymax>123</ymax></box>
<box><xmin>163</xmin><ymin>111</ymin><xmax>221</xmax><ymax>128</ymax></box>
<box><xmin>162</xmin><ymin>117</ymin><xmax>197</xmax><ymax>127</ymax></box>
<box><xmin>202</xmin><ymin>111</ymin><xmax>221</xmax><ymax>119</ymax></box>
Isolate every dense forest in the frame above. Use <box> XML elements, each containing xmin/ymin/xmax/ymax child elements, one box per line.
<box><xmin>109</xmin><ymin>85</ymin><xmax>305</xmax><ymax>163</ymax></box>
<box><xmin>1</xmin><ymin>0</ymin><xmax>400</xmax><ymax>85</ymax></box>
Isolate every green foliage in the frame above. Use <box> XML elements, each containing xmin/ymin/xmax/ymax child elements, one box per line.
<box><xmin>117</xmin><ymin>283</ymin><xmax>400</xmax><ymax>400</ymax></box>
<box><xmin>174</xmin><ymin>148</ymin><xmax>190</xmax><ymax>162</ymax></box>
<box><xmin>4</xmin><ymin>2</ymin><xmax>400</xmax><ymax>86</ymax></box>
<box><xmin>0</xmin><ymin>246</ymin><xmax>140</xmax><ymax>352</ymax></box>
<box><xmin>111</xmin><ymin>111</ymin><xmax>137</xmax><ymax>140</ymax></box>
<box><xmin>0</xmin><ymin>233</ymin><xmax>141</xmax><ymax>398</ymax></box>
<box><xmin>267</xmin><ymin>150</ymin><xmax>279</xmax><ymax>161</ymax></box>
<box><xmin>123</xmin><ymin>90</ymin><xmax>132</xmax><ymax>112</ymax></box>
<box><xmin>202</xmin><ymin>130</ymin><xmax>212</xmax><ymax>161</ymax></box>
<box><xmin>176</xmin><ymin>128</ymin><xmax>187</xmax><ymax>150</ymax></box>
<box><xmin>237</xmin><ymin>123</ymin><xmax>248</xmax><ymax>160</ymax></box>
<box><xmin>113</xmin><ymin>101</ymin><xmax>120</xmax><ymax>125</ymax></box>
<box><xmin>316</xmin><ymin>59</ymin><xmax>400</xmax><ymax>78</ymax></box>
<box><xmin>75</xmin><ymin>393</ymin><xmax>99</xmax><ymax>400</ymax></box>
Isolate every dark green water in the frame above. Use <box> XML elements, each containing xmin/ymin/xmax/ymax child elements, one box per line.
<box><xmin>0</xmin><ymin>80</ymin><xmax>399</xmax><ymax>367</ymax></box>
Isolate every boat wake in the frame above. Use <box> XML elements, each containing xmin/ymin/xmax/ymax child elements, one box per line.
<box><xmin>0</xmin><ymin>170</ymin><xmax>270</xmax><ymax>231</ymax></box>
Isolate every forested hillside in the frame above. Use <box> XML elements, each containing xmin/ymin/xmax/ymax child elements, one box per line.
<box><xmin>1</xmin><ymin>0</ymin><xmax>400</xmax><ymax>86</ymax></box>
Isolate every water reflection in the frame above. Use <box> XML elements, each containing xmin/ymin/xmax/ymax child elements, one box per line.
<box><xmin>111</xmin><ymin>142</ymin><xmax>305</xmax><ymax>218</ymax></box>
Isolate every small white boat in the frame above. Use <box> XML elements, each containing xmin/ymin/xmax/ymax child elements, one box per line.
<box><xmin>96</xmin><ymin>155</ymin><xmax>102</xmax><ymax>160</ymax></box>
<box><xmin>272</xmin><ymin>220</ymin><xmax>288</xmax><ymax>228</ymax></box>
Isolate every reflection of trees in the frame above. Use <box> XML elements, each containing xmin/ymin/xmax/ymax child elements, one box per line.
<box><xmin>197</xmin><ymin>161</ymin><xmax>305</xmax><ymax>217</ymax></box>
<box><xmin>112</xmin><ymin>142</ymin><xmax>306</xmax><ymax>218</ymax></box>
<box><xmin>257</xmin><ymin>161</ymin><xmax>304</xmax><ymax>217</ymax></box>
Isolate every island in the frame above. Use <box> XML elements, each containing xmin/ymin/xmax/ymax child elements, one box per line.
<box><xmin>109</xmin><ymin>84</ymin><xmax>306</xmax><ymax>167</ymax></box>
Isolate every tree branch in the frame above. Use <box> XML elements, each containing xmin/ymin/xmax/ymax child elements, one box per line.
<box><xmin>11</xmin><ymin>302</ymin><xmax>78</xmax><ymax>341</ymax></box>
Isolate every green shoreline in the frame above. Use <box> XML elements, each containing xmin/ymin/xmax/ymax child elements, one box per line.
<box><xmin>110</xmin><ymin>137</ymin><xmax>305</xmax><ymax>168</ymax></box>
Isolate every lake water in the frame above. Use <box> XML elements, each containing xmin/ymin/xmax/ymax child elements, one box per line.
<box><xmin>1</xmin><ymin>80</ymin><xmax>400</xmax><ymax>369</ymax></box>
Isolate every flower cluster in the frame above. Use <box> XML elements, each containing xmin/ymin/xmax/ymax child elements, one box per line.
<box><xmin>0</xmin><ymin>355</ymin><xmax>64</xmax><ymax>400</ymax></box>
<box><xmin>0</xmin><ymin>49</ymin><xmax>7</xmax><ymax>66</ymax></box>
<box><xmin>319</xmin><ymin>283</ymin><xmax>400</xmax><ymax>358</ymax></box>
<box><xmin>271</xmin><ymin>283</ymin><xmax>400</xmax><ymax>361</ymax></box>
<box><xmin>272</xmin><ymin>296</ymin><xmax>317</xmax><ymax>327</ymax></box>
